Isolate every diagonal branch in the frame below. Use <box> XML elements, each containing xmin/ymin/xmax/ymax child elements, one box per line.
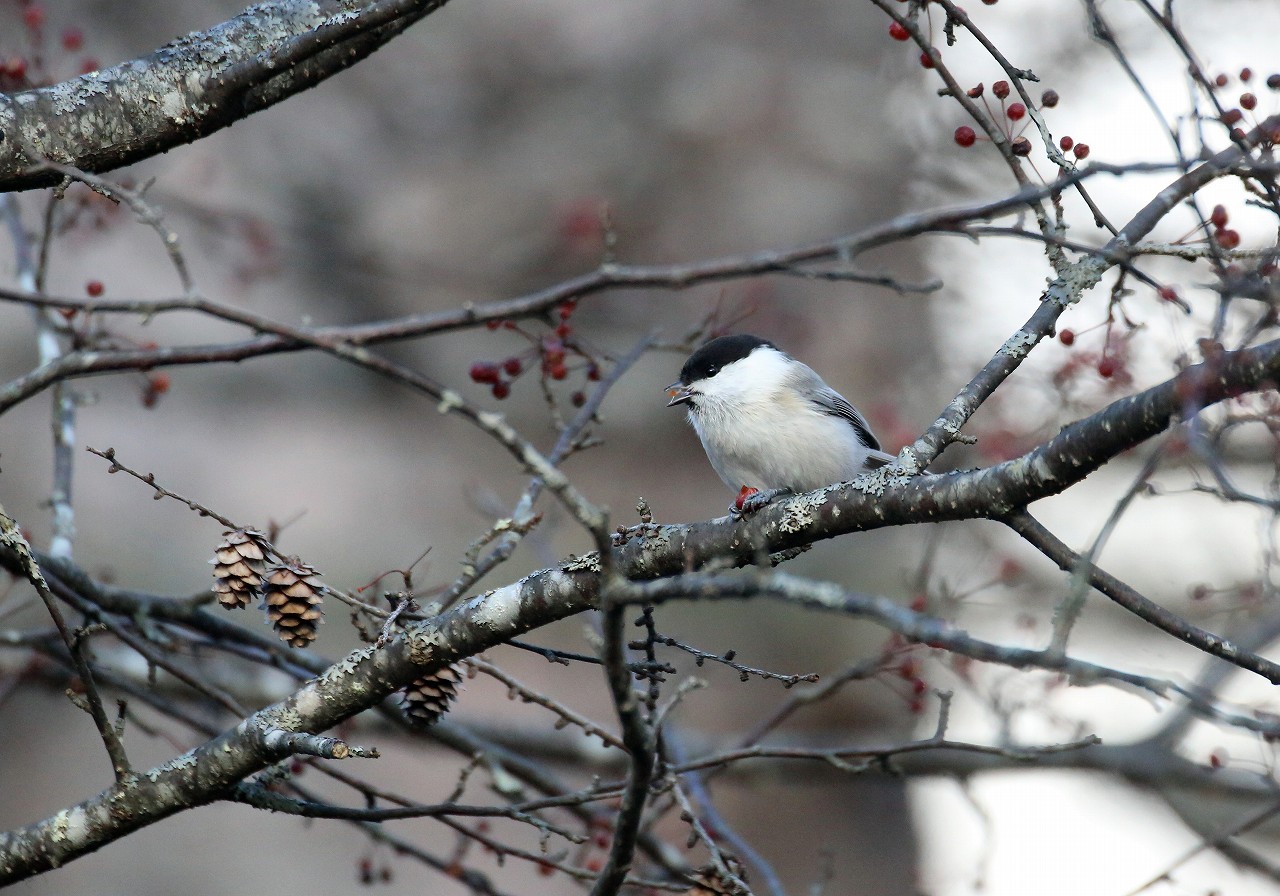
<box><xmin>1004</xmin><ymin>511</ymin><xmax>1270</xmax><ymax>679</ymax></box>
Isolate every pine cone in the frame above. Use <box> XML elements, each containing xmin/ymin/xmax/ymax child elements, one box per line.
<box><xmin>688</xmin><ymin>859</ymin><xmax>747</xmax><ymax>896</ymax></box>
<box><xmin>210</xmin><ymin>528</ymin><xmax>270</xmax><ymax>609</ymax></box>
<box><xmin>400</xmin><ymin>664</ymin><xmax>463</xmax><ymax>726</ymax></box>
<box><xmin>261</xmin><ymin>560</ymin><xmax>325</xmax><ymax>647</ymax></box>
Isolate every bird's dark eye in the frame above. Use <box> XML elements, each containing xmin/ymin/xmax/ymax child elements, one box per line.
<box><xmin>707</xmin><ymin>365</ymin><xmax>718</xmax><ymax>376</ymax></box>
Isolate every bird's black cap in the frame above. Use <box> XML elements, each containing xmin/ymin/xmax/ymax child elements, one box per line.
<box><xmin>679</xmin><ymin>334</ymin><xmax>774</xmax><ymax>385</ymax></box>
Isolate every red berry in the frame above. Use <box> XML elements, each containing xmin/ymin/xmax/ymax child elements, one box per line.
<box><xmin>992</xmin><ymin>80</ymin><xmax>1010</xmax><ymax>99</ymax></box>
<box><xmin>1158</xmin><ymin>286</ymin><xmax>1178</xmax><ymax>302</ymax></box>
<box><xmin>888</xmin><ymin>21</ymin><xmax>910</xmax><ymax>41</ymax></box>
<box><xmin>1011</xmin><ymin>136</ymin><xmax>1032</xmax><ymax>156</ymax></box>
<box><xmin>1097</xmin><ymin>357</ymin><xmax>1117</xmax><ymax>379</ymax></box>
<box><xmin>1216</xmin><ymin>229</ymin><xmax>1241</xmax><ymax>249</ymax></box>
<box><xmin>1059</xmin><ymin>135</ymin><xmax>1074</xmax><ymax>150</ymax></box>
<box><xmin>557</xmin><ymin>302</ymin><xmax>575</xmax><ymax>320</ymax></box>
<box><xmin>909</xmin><ymin>593</ymin><xmax>927</xmax><ymax>612</ymax></box>
<box><xmin>1221</xmin><ymin>108</ymin><xmax>1243</xmax><ymax>126</ymax></box>
<box><xmin>1214</xmin><ymin>73</ymin><xmax>1229</xmax><ymax>88</ymax></box>
<box><xmin>1240</xmin><ymin>92</ymin><xmax>1257</xmax><ymax>110</ymax></box>
<box><xmin>548</xmin><ymin>363</ymin><xmax>568</xmax><ymax>381</ymax></box>
<box><xmin>85</xmin><ymin>280</ymin><xmax>104</xmax><ymax>297</ymax></box>
<box><xmin>919</xmin><ymin>50</ymin><xmax>935</xmax><ymax>69</ymax></box>
<box><xmin>571</xmin><ymin>391</ymin><xmax>586</xmax><ymax>407</ymax></box>
<box><xmin>1006</xmin><ymin>102</ymin><xmax>1026</xmax><ymax>121</ymax></box>
<box><xmin>78</xmin><ymin>57</ymin><xmax>99</xmax><ymax>75</ymax></box>
<box><xmin>485</xmin><ymin>319</ymin><xmax>501</xmax><ymax>330</ymax></box>
<box><xmin>586</xmin><ymin>363</ymin><xmax>601</xmax><ymax>381</ymax></box>
<box><xmin>1072</xmin><ymin>143</ymin><xmax>1090</xmax><ymax>159</ymax></box>
<box><xmin>22</xmin><ymin>6</ymin><xmax>44</xmax><ymax>30</ymax></box>
<box><xmin>911</xmin><ymin>678</ymin><xmax>928</xmax><ymax>695</ymax></box>
<box><xmin>982</xmin><ymin>0</ymin><xmax>998</xmax><ymax>5</ymax></box>
<box><xmin>1268</xmin><ymin>74</ymin><xmax>1280</xmax><ymax>91</ymax></box>
<box><xmin>1058</xmin><ymin>328</ymin><xmax>1075</xmax><ymax>346</ymax></box>
<box><xmin>149</xmin><ymin>373</ymin><xmax>171</xmax><ymax>394</ymax></box>
<box><xmin>1041</xmin><ymin>89</ymin><xmax>1059</xmax><ymax>108</ymax></box>
<box><xmin>4</xmin><ymin>57</ymin><xmax>27</xmax><ymax>80</ymax></box>
<box><xmin>502</xmin><ymin>357</ymin><xmax>522</xmax><ymax>376</ymax></box>
<box><xmin>61</xmin><ymin>27</ymin><xmax>83</xmax><ymax>51</ymax></box>
<box><xmin>469</xmin><ymin>361</ymin><xmax>499</xmax><ymax>384</ymax></box>
<box><xmin>1240</xmin><ymin>67</ymin><xmax>1253</xmax><ymax>82</ymax></box>
<box><xmin>1210</xmin><ymin>204</ymin><xmax>1228</xmax><ymax>228</ymax></box>
<box><xmin>967</xmin><ymin>83</ymin><xmax>984</xmax><ymax>98</ymax></box>
<box><xmin>554</xmin><ymin>322</ymin><xmax>571</xmax><ymax>339</ymax></box>
<box><xmin>491</xmin><ymin>381</ymin><xmax>510</xmax><ymax>399</ymax></box>
<box><xmin>954</xmin><ymin>125</ymin><xmax>977</xmax><ymax>147</ymax></box>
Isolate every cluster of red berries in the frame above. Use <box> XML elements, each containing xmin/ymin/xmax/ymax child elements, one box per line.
<box><xmin>893</xmin><ymin>653</ymin><xmax>930</xmax><ymax>715</ymax></box>
<box><xmin>0</xmin><ymin>4</ymin><xmax>100</xmax><ymax>91</ymax></box>
<box><xmin>1209</xmin><ymin>204</ymin><xmax>1241</xmax><ymax>250</ymax></box>
<box><xmin>468</xmin><ymin>300</ymin><xmax>601</xmax><ymax>404</ymax></box>
<box><xmin>1055</xmin><ymin>325</ymin><xmax>1133</xmax><ymax>384</ymax></box>
<box><xmin>953</xmin><ymin>83</ymin><xmax>1080</xmax><ymax>159</ymax></box>
<box><xmin>1211</xmin><ymin>67</ymin><xmax>1280</xmax><ymax>143</ymax></box>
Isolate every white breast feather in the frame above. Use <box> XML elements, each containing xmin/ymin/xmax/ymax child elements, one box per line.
<box><xmin>687</xmin><ymin>349</ymin><xmax>873</xmax><ymax>492</ymax></box>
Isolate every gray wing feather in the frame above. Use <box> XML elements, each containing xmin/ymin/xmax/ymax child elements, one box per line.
<box><xmin>788</xmin><ymin>364</ymin><xmax>888</xmax><ymax>456</ymax></box>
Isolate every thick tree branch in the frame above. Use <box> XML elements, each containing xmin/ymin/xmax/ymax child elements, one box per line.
<box><xmin>0</xmin><ymin>0</ymin><xmax>449</xmax><ymax>192</ymax></box>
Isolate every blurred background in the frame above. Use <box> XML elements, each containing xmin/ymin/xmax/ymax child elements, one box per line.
<box><xmin>3</xmin><ymin>0</ymin><xmax>1280</xmax><ymax>893</ymax></box>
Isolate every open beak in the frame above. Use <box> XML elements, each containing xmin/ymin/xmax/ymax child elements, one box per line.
<box><xmin>666</xmin><ymin>381</ymin><xmax>694</xmax><ymax>407</ymax></box>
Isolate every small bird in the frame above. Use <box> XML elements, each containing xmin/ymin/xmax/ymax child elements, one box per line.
<box><xmin>666</xmin><ymin>334</ymin><xmax>894</xmax><ymax>512</ymax></box>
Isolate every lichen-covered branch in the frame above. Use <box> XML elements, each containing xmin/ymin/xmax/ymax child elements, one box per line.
<box><xmin>0</xmin><ymin>0</ymin><xmax>449</xmax><ymax>192</ymax></box>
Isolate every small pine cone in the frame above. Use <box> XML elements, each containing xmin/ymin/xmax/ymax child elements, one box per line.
<box><xmin>688</xmin><ymin>860</ymin><xmax>747</xmax><ymax>896</ymax></box>
<box><xmin>400</xmin><ymin>664</ymin><xmax>463</xmax><ymax>727</ymax></box>
<box><xmin>261</xmin><ymin>560</ymin><xmax>325</xmax><ymax>647</ymax></box>
<box><xmin>210</xmin><ymin>528</ymin><xmax>270</xmax><ymax>609</ymax></box>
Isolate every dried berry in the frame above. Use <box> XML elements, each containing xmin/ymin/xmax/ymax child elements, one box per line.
<box><xmin>1058</xmin><ymin>328</ymin><xmax>1075</xmax><ymax>346</ymax></box>
<box><xmin>1041</xmin><ymin>89</ymin><xmax>1059</xmax><ymax>108</ymax></box>
<box><xmin>992</xmin><ymin>80</ymin><xmax>1010</xmax><ymax>99</ymax></box>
